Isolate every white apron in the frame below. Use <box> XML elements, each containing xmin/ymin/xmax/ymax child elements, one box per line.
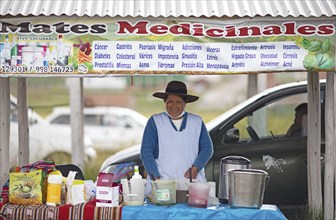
<box><xmin>145</xmin><ymin>113</ymin><xmax>206</xmax><ymax>196</ymax></box>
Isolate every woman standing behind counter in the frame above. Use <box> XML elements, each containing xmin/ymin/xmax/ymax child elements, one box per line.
<box><xmin>140</xmin><ymin>80</ymin><xmax>214</xmax><ymax>195</ymax></box>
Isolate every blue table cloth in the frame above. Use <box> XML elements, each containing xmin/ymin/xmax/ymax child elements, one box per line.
<box><xmin>122</xmin><ymin>203</ymin><xmax>287</xmax><ymax>220</ymax></box>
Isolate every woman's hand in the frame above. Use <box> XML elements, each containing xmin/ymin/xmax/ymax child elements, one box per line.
<box><xmin>184</xmin><ymin>166</ymin><xmax>198</xmax><ymax>180</ymax></box>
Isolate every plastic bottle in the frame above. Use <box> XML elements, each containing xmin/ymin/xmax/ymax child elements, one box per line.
<box><xmin>11</xmin><ymin>36</ymin><xmax>18</xmax><ymax>56</ymax></box>
<box><xmin>57</xmin><ymin>35</ymin><xmax>64</xmax><ymax>65</ymax></box>
<box><xmin>3</xmin><ymin>35</ymin><xmax>11</xmax><ymax>61</ymax></box>
<box><xmin>46</xmin><ymin>174</ymin><xmax>63</xmax><ymax>206</ymax></box>
<box><xmin>131</xmin><ymin>166</ymin><xmax>142</xmax><ymax>179</ymax></box>
<box><xmin>48</xmin><ymin>42</ymin><xmax>57</xmax><ymax>65</ymax></box>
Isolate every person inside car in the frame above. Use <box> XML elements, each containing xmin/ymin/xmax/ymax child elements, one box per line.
<box><xmin>140</xmin><ymin>80</ymin><xmax>214</xmax><ymax>195</ymax></box>
<box><xmin>286</xmin><ymin>103</ymin><xmax>308</xmax><ymax>137</ymax></box>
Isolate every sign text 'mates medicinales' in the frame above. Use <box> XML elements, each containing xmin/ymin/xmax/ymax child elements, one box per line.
<box><xmin>1</xmin><ymin>21</ymin><xmax>335</xmax><ymax>38</ymax></box>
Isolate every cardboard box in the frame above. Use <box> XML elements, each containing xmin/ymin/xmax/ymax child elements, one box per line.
<box><xmin>96</xmin><ymin>173</ymin><xmax>119</xmax><ymax>207</ymax></box>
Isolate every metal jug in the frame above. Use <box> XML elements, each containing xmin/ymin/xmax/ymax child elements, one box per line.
<box><xmin>228</xmin><ymin>169</ymin><xmax>270</xmax><ymax>208</ymax></box>
<box><xmin>218</xmin><ymin>156</ymin><xmax>251</xmax><ymax>204</ymax></box>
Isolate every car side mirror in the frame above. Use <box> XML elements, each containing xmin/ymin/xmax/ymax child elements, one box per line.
<box><xmin>222</xmin><ymin>128</ymin><xmax>240</xmax><ymax>143</ymax></box>
<box><xmin>28</xmin><ymin>108</ymin><xmax>38</xmax><ymax>125</ymax></box>
<box><xmin>29</xmin><ymin>118</ymin><xmax>38</xmax><ymax>125</ymax></box>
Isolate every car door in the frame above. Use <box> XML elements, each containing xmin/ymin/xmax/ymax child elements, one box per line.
<box><xmin>208</xmin><ymin>84</ymin><xmax>325</xmax><ymax>208</ymax></box>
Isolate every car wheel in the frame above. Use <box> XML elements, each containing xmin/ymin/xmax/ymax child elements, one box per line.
<box><xmin>44</xmin><ymin>152</ymin><xmax>72</xmax><ymax>165</ymax></box>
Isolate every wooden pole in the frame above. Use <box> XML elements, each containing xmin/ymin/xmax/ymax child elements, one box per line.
<box><xmin>324</xmin><ymin>72</ymin><xmax>335</xmax><ymax>220</ymax></box>
<box><xmin>334</xmin><ymin>73</ymin><xmax>336</xmax><ymax>220</ymax></box>
<box><xmin>247</xmin><ymin>74</ymin><xmax>258</xmax><ymax>98</ymax></box>
<box><xmin>17</xmin><ymin>78</ymin><xmax>29</xmax><ymax>166</ymax></box>
<box><xmin>0</xmin><ymin>78</ymin><xmax>10</xmax><ymax>189</ymax></box>
<box><xmin>307</xmin><ymin>71</ymin><xmax>322</xmax><ymax>214</ymax></box>
<box><xmin>69</xmin><ymin>78</ymin><xmax>85</xmax><ymax>171</ymax></box>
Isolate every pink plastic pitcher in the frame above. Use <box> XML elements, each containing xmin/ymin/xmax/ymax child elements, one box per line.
<box><xmin>188</xmin><ymin>183</ymin><xmax>210</xmax><ymax>208</ymax></box>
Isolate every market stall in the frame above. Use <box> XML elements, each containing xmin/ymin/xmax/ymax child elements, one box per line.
<box><xmin>0</xmin><ymin>0</ymin><xmax>335</xmax><ymax>219</ymax></box>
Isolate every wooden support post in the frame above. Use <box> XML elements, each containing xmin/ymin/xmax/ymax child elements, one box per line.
<box><xmin>0</xmin><ymin>78</ymin><xmax>10</xmax><ymax>189</ymax></box>
<box><xmin>247</xmin><ymin>74</ymin><xmax>258</xmax><ymax>98</ymax></box>
<box><xmin>17</xmin><ymin>78</ymin><xmax>29</xmax><ymax>166</ymax></box>
<box><xmin>307</xmin><ymin>71</ymin><xmax>322</xmax><ymax>214</ymax></box>
<box><xmin>69</xmin><ymin>78</ymin><xmax>85</xmax><ymax>171</ymax></box>
<box><xmin>334</xmin><ymin>73</ymin><xmax>336</xmax><ymax>220</ymax></box>
<box><xmin>324</xmin><ymin>72</ymin><xmax>335</xmax><ymax>220</ymax></box>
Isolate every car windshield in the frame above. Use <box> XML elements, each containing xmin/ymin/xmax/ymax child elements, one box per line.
<box><xmin>102</xmin><ymin>161</ymin><xmax>136</xmax><ymax>182</ymax></box>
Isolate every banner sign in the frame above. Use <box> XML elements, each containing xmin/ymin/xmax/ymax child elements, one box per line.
<box><xmin>0</xmin><ymin>16</ymin><xmax>335</xmax><ymax>76</ymax></box>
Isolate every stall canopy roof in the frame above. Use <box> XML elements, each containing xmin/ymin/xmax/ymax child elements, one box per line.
<box><xmin>1</xmin><ymin>0</ymin><xmax>335</xmax><ymax>17</ymax></box>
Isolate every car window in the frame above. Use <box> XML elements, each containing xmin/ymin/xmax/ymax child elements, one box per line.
<box><xmin>122</xmin><ymin>115</ymin><xmax>143</xmax><ymax>128</ymax></box>
<box><xmin>103</xmin><ymin>115</ymin><xmax>125</xmax><ymax>127</ymax></box>
<box><xmin>85</xmin><ymin>114</ymin><xmax>103</xmax><ymax>126</ymax></box>
<box><xmin>50</xmin><ymin>115</ymin><xmax>70</xmax><ymax>124</ymax></box>
<box><xmin>234</xmin><ymin>93</ymin><xmax>308</xmax><ymax>141</ymax></box>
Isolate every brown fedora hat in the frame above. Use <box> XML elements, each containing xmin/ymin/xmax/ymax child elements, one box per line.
<box><xmin>153</xmin><ymin>81</ymin><xmax>199</xmax><ymax>103</ymax></box>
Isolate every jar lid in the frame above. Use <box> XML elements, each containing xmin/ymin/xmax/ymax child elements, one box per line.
<box><xmin>48</xmin><ymin>174</ymin><xmax>63</xmax><ymax>184</ymax></box>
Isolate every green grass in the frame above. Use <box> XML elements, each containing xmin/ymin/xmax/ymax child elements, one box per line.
<box><xmin>295</xmin><ymin>206</ymin><xmax>323</xmax><ymax>220</ymax></box>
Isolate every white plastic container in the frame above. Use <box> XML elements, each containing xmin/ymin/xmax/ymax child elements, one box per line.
<box><xmin>121</xmin><ymin>178</ymin><xmax>145</xmax><ymax>206</ymax></box>
<box><xmin>46</xmin><ymin>174</ymin><xmax>63</xmax><ymax>206</ymax></box>
<box><xmin>21</xmin><ymin>46</ymin><xmax>34</xmax><ymax>67</ymax></box>
<box><xmin>17</xmin><ymin>42</ymin><xmax>27</xmax><ymax>56</ymax></box>
<box><xmin>33</xmin><ymin>47</ymin><xmax>44</xmax><ymax>67</ymax></box>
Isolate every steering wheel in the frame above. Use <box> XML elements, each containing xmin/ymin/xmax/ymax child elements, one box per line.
<box><xmin>246</xmin><ymin>125</ymin><xmax>261</xmax><ymax>142</ymax></box>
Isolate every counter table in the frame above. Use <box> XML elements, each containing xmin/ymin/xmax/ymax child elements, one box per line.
<box><xmin>0</xmin><ymin>200</ymin><xmax>287</xmax><ymax>220</ymax></box>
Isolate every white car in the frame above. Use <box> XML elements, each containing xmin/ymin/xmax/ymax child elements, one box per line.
<box><xmin>7</xmin><ymin>95</ymin><xmax>97</xmax><ymax>169</ymax></box>
<box><xmin>45</xmin><ymin>106</ymin><xmax>148</xmax><ymax>151</ymax></box>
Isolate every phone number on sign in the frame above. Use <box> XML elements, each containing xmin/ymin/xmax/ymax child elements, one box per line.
<box><xmin>1</xmin><ymin>66</ymin><xmax>75</xmax><ymax>73</ymax></box>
